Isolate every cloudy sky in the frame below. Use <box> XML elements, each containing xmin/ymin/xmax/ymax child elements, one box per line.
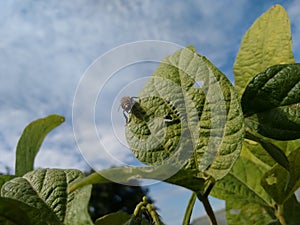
<box><xmin>0</xmin><ymin>1</ymin><xmax>299</xmax><ymax>224</ymax></box>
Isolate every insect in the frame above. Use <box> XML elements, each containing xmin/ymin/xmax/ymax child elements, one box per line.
<box><xmin>119</xmin><ymin>96</ymin><xmax>137</xmax><ymax>124</ymax></box>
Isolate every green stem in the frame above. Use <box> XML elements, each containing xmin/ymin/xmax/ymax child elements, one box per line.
<box><xmin>182</xmin><ymin>192</ymin><xmax>197</xmax><ymax>225</ymax></box>
<box><xmin>275</xmin><ymin>204</ymin><xmax>286</xmax><ymax>225</ymax></box>
<box><xmin>197</xmin><ymin>194</ymin><xmax>218</xmax><ymax>225</ymax></box>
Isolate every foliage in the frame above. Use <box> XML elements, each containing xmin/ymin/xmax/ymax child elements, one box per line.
<box><xmin>0</xmin><ymin>4</ymin><xmax>299</xmax><ymax>225</ymax></box>
<box><xmin>86</xmin><ymin>170</ymin><xmax>153</xmax><ymax>222</ymax></box>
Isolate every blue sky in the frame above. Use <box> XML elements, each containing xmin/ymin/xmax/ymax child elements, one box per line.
<box><xmin>0</xmin><ymin>1</ymin><xmax>299</xmax><ymax>224</ymax></box>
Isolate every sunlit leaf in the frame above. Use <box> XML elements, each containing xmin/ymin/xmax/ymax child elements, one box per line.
<box><xmin>261</xmin><ymin>148</ymin><xmax>300</xmax><ymax>204</ymax></box>
<box><xmin>234</xmin><ymin>4</ymin><xmax>295</xmax><ymax>96</ymax></box>
<box><xmin>210</xmin><ymin>146</ymin><xmax>276</xmax><ymax>224</ymax></box>
<box><xmin>125</xmin><ymin>46</ymin><xmax>244</xmax><ymax>189</ymax></box>
<box><xmin>15</xmin><ymin>114</ymin><xmax>65</xmax><ymax>176</ymax></box>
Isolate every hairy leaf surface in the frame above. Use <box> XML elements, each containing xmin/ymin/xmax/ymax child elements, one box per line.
<box><xmin>125</xmin><ymin>46</ymin><xmax>244</xmax><ymax>185</ymax></box>
<box><xmin>1</xmin><ymin>169</ymin><xmax>93</xmax><ymax>225</ymax></box>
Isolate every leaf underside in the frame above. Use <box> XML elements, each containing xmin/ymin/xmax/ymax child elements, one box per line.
<box><xmin>125</xmin><ymin>46</ymin><xmax>244</xmax><ymax>187</ymax></box>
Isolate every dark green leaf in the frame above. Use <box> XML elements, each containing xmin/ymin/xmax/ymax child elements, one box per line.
<box><xmin>0</xmin><ymin>196</ymin><xmax>62</xmax><ymax>225</ymax></box>
<box><xmin>242</xmin><ymin>64</ymin><xmax>300</xmax><ymax>140</ymax></box>
<box><xmin>95</xmin><ymin>211</ymin><xmax>131</xmax><ymax>225</ymax></box>
<box><xmin>1</xmin><ymin>168</ymin><xmax>93</xmax><ymax>225</ymax></box>
<box><xmin>283</xmin><ymin>195</ymin><xmax>300</xmax><ymax>225</ymax></box>
<box><xmin>15</xmin><ymin>114</ymin><xmax>65</xmax><ymax>176</ymax></box>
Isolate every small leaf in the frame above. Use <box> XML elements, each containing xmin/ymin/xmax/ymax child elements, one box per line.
<box><xmin>234</xmin><ymin>4</ymin><xmax>295</xmax><ymax>96</ymax></box>
<box><xmin>245</xmin><ymin>131</ymin><xmax>290</xmax><ymax>171</ymax></box>
<box><xmin>15</xmin><ymin>114</ymin><xmax>65</xmax><ymax>176</ymax></box>
<box><xmin>261</xmin><ymin>148</ymin><xmax>300</xmax><ymax>204</ymax></box>
<box><xmin>1</xmin><ymin>168</ymin><xmax>93</xmax><ymax>225</ymax></box>
<box><xmin>95</xmin><ymin>211</ymin><xmax>131</xmax><ymax>225</ymax></box>
<box><xmin>0</xmin><ymin>196</ymin><xmax>62</xmax><ymax>225</ymax></box>
<box><xmin>241</xmin><ymin>64</ymin><xmax>300</xmax><ymax>140</ymax></box>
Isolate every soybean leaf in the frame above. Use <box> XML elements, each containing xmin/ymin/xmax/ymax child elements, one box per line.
<box><xmin>234</xmin><ymin>4</ymin><xmax>295</xmax><ymax>96</ymax></box>
<box><xmin>261</xmin><ymin>148</ymin><xmax>300</xmax><ymax>204</ymax></box>
<box><xmin>94</xmin><ymin>198</ymin><xmax>158</xmax><ymax>225</ymax></box>
<box><xmin>125</xmin><ymin>46</ymin><xmax>244</xmax><ymax>188</ymax></box>
<box><xmin>245</xmin><ymin>131</ymin><xmax>290</xmax><ymax>171</ymax></box>
<box><xmin>95</xmin><ymin>211</ymin><xmax>131</xmax><ymax>225</ymax></box>
<box><xmin>0</xmin><ymin>175</ymin><xmax>15</xmax><ymax>190</ymax></box>
<box><xmin>210</xmin><ymin>146</ymin><xmax>276</xmax><ymax>224</ymax></box>
<box><xmin>282</xmin><ymin>195</ymin><xmax>300</xmax><ymax>225</ymax></box>
<box><xmin>241</xmin><ymin>64</ymin><xmax>300</xmax><ymax>140</ymax></box>
<box><xmin>0</xmin><ymin>196</ymin><xmax>62</xmax><ymax>225</ymax></box>
<box><xmin>1</xmin><ymin>168</ymin><xmax>93</xmax><ymax>225</ymax></box>
<box><xmin>95</xmin><ymin>211</ymin><xmax>148</xmax><ymax>225</ymax></box>
<box><xmin>15</xmin><ymin>114</ymin><xmax>65</xmax><ymax>176</ymax></box>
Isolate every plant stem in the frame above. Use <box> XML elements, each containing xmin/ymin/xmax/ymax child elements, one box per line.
<box><xmin>275</xmin><ymin>204</ymin><xmax>286</xmax><ymax>225</ymax></box>
<box><xmin>197</xmin><ymin>194</ymin><xmax>218</xmax><ymax>225</ymax></box>
<box><xmin>182</xmin><ymin>192</ymin><xmax>197</xmax><ymax>225</ymax></box>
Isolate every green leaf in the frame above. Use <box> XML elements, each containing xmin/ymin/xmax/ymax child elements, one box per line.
<box><xmin>1</xmin><ymin>168</ymin><xmax>93</xmax><ymax>225</ymax></box>
<box><xmin>94</xmin><ymin>197</ymin><xmax>160</xmax><ymax>225</ymax></box>
<box><xmin>15</xmin><ymin>114</ymin><xmax>65</xmax><ymax>176</ymax></box>
<box><xmin>0</xmin><ymin>196</ymin><xmax>62</xmax><ymax>225</ymax></box>
<box><xmin>210</xmin><ymin>147</ymin><xmax>276</xmax><ymax>224</ymax></box>
<box><xmin>261</xmin><ymin>147</ymin><xmax>300</xmax><ymax>204</ymax></box>
<box><xmin>225</xmin><ymin>200</ymin><xmax>276</xmax><ymax>225</ymax></box>
<box><xmin>241</xmin><ymin>64</ymin><xmax>300</xmax><ymax>140</ymax></box>
<box><xmin>245</xmin><ymin>131</ymin><xmax>290</xmax><ymax>171</ymax></box>
<box><xmin>125</xmin><ymin>46</ymin><xmax>244</xmax><ymax>186</ymax></box>
<box><xmin>0</xmin><ymin>175</ymin><xmax>15</xmax><ymax>190</ymax></box>
<box><xmin>234</xmin><ymin>4</ymin><xmax>295</xmax><ymax>96</ymax></box>
<box><xmin>95</xmin><ymin>211</ymin><xmax>131</xmax><ymax>225</ymax></box>
<box><xmin>283</xmin><ymin>195</ymin><xmax>300</xmax><ymax>225</ymax></box>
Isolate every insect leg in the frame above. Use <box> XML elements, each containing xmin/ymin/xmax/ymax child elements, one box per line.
<box><xmin>123</xmin><ymin>110</ymin><xmax>128</xmax><ymax>124</ymax></box>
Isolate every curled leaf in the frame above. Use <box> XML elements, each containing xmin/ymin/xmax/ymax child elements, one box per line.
<box><xmin>15</xmin><ymin>114</ymin><xmax>65</xmax><ymax>176</ymax></box>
